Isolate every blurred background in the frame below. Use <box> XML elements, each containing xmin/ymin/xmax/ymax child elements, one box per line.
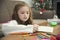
<box><xmin>0</xmin><ymin>0</ymin><xmax>60</xmax><ymax>23</ymax></box>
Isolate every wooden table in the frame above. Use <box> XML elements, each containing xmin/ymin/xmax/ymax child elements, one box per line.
<box><xmin>1</xmin><ymin>34</ymin><xmax>37</xmax><ymax>40</ymax></box>
<box><xmin>53</xmin><ymin>24</ymin><xmax>60</xmax><ymax>35</ymax></box>
<box><xmin>1</xmin><ymin>32</ymin><xmax>52</xmax><ymax>40</ymax></box>
<box><xmin>1</xmin><ymin>21</ymin><xmax>60</xmax><ymax>40</ymax></box>
<box><xmin>1</xmin><ymin>31</ymin><xmax>57</xmax><ymax>40</ymax></box>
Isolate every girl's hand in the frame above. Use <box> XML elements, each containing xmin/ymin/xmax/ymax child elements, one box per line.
<box><xmin>33</xmin><ymin>24</ymin><xmax>39</xmax><ymax>32</ymax></box>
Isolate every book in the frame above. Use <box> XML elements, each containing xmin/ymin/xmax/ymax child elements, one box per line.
<box><xmin>2</xmin><ymin>20</ymin><xmax>33</xmax><ymax>35</ymax></box>
<box><xmin>38</xmin><ymin>26</ymin><xmax>53</xmax><ymax>33</ymax></box>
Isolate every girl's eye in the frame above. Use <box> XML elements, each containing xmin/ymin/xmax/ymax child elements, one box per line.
<box><xmin>21</xmin><ymin>12</ymin><xmax>24</xmax><ymax>14</ymax></box>
<box><xmin>27</xmin><ymin>12</ymin><xmax>29</xmax><ymax>14</ymax></box>
<box><xmin>21</xmin><ymin>11</ymin><xmax>29</xmax><ymax>14</ymax></box>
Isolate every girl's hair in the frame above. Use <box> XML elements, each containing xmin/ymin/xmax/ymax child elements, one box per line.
<box><xmin>12</xmin><ymin>1</ymin><xmax>33</xmax><ymax>25</ymax></box>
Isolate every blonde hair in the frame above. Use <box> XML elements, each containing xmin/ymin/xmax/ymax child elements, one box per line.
<box><xmin>12</xmin><ymin>1</ymin><xmax>33</xmax><ymax>25</ymax></box>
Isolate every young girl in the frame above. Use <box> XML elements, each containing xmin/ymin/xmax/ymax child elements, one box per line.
<box><xmin>12</xmin><ymin>1</ymin><xmax>33</xmax><ymax>25</ymax></box>
<box><xmin>11</xmin><ymin>1</ymin><xmax>38</xmax><ymax>34</ymax></box>
<box><xmin>1</xmin><ymin>1</ymin><xmax>38</xmax><ymax>36</ymax></box>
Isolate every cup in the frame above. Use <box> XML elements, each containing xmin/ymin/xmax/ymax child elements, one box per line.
<box><xmin>50</xmin><ymin>21</ymin><xmax>57</xmax><ymax>27</ymax></box>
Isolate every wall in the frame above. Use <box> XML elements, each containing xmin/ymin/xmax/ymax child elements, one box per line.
<box><xmin>9</xmin><ymin>0</ymin><xmax>33</xmax><ymax>7</ymax></box>
<box><xmin>0</xmin><ymin>0</ymin><xmax>10</xmax><ymax>23</ymax></box>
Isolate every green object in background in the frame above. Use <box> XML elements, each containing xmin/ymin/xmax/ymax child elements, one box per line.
<box><xmin>50</xmin><ymin>21</ymin><xmax>57</xmax><ymax>27</ymax></box>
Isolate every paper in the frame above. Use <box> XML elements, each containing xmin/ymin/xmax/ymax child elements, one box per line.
<box><xmin>2</xmin><ymin>20</ymin><xmax>33</xmax><ymax>35</ymax></box>
<box><xmin>38</xmin><ymin>26</ymin><xmax>53</xmax><ymax>32</ymax></box>
<box><xmin>2</xmin><ymin>25</ymin><xmax>33</xmax><ymax>35</ymax></box>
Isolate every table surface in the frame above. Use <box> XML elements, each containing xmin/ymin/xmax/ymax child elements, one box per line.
<box><xmin>1</xmin><ymin>21</ymin><xmax>60</xmax><ymax>40</ymax></box>
<box><xmin>1</xmin><ymin>32</ymin><xmax>54</xmax><ymax>40</ymax></box>
<box><xmin>53</xmin><ymin>24</ymin><xmax>60</xmax><ymax>35</ymax></box>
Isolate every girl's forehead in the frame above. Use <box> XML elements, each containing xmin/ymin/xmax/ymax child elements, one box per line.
<box><xmin>19</xmin><ymin>6</ymin><xmax>29</xmax><ymax>11</ymax></box>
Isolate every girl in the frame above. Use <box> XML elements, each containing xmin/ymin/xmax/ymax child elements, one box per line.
<box><xmin>1</xmin><ymin>1</ymin><xmax>38</xmax><ymax>36</ymax></box>
<box><xmin>11</xmin><ymin>1</ymin><xmax>38</xmax><ymax>33</ymax></box>
<box><xmin>12</xmin><ymin>1</ymin><xmax>33</xmax><ymax>25</ymax></box>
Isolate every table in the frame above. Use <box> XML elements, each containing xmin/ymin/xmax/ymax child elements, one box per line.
<box><xmin>1</xmin><ymin>21</ymin><xmax>60</xmax><ymax>40</ymax></box>
<box><xmin>1</xmin><ymin>34</ymin><xmax>37</xmax><ymax>40</ymax></box>
<box><xmin>1</xmin><ymin>31</ymin><xmax>57</xmax><ymax>40</ymax></box>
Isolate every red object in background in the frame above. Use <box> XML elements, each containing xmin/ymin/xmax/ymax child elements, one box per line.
<box><xmin>41</xmin><ymin>8</ymin><xmax>46</xmax><ymax>13</ymax></box>
<box><xmin>50</xmin><ymin>36</ymin><xmax>57</xmax><ymax>40</ymax></box>
<box><xmin>40</xmin><ymin>0</ymin><xmax>44</xmax><ymax>3</ymax></box>
<box><xmin>56</xmin><ymin>34</ymin><xmax>60</xmax><ymax>40</ymax></box>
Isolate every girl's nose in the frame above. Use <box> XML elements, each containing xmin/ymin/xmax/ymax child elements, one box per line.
<box><xmin>24</xmin><ymin>13</ymin><xmax>27</xmax><ymax>16</ymax></box>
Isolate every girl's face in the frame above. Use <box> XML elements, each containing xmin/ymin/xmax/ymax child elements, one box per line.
<box><xmin>18</xmin><ymin>6</ymin><xmax>30</xmax><ymax>22</ymax></box>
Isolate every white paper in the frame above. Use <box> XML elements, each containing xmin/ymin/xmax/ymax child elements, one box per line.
<box><xmin>2</xmin><ymin>20</ymin><xmax>33</xmax><ymax>35</ymax></box>
<box><xmin>38</xmin><ymin>26</ymin><xmax>53</xmax><ymax>33</ymax></box>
